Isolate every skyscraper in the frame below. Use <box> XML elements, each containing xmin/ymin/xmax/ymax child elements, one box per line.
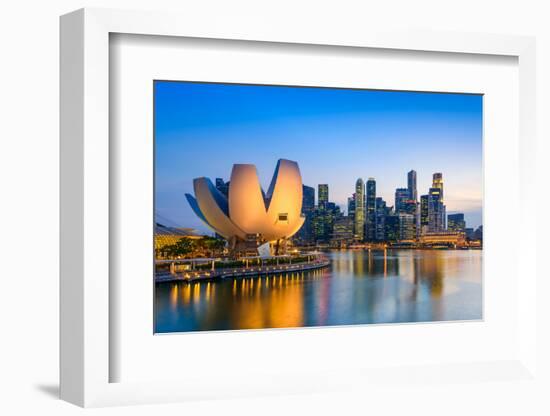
<box><xmin>354</xmin><ymin>178</ymin><xmax>365</xmax><ymax>241</ymax></box>
<box><xmin>448</xmin><ymin>213</ymin><xmax>466</xmax><ymax>232</ymax></box>
<box><xmin>302</xmin><ymin>185</ymin><xmax>315</xmax><ymax>213</ymax></box>
<box><xmin>401</xmin><ymin>198</ymin><xmax>418</xmax><ymax>237</ymax></box>
<box><xmin>312</xmin><ymin>209</ymin><xmax>326</xmax><ymax>242</ymax></box>
<box><xmin>312</xmin><ymin>187</ymin><xmax>341</xmax><ymax>243</ymax></box>
<box><xmin>394</xmin><ymin>188</ymin><xmax>409</xmax><ymax>213</ymax></box>
<box><xmin>420</xmin><ymin>194</ymin><xmax>429</xmax><ymax>234</ymax></box>
<box><xmin>473</xmin><ymin>225</ymin><xmax>483</xmax><ymax>241</ymax></box>
<box><xmin>326</xmin><ymin>202</ymin><xmax>341</xmax><ymax>240</ymax></box>
<box><xmin>432</xmin><ymin>173</ymin><xmax>444</xmax><ymax>202</ymax></box>
<box><xmin>401</xmin><ymin>200</ymin><xmax>417</xmax><ymax>215</ymax></box>
<box><xmin>428</xmin><ymin>187</ymin><xmax>445</xmax><ymax>232</ymax></box>
<box><xmin>326</xmin><ymin>201</ymin><xmax>339</xmax><ymax>215</ymax></box>
<box><xmin>429</xmin><ymin>173</ymin><xmax>446</xmax><ymax>231</ymax></box>
<box><xmin>318</xmin><ymin>184</ymin><xmax>329</xmax><ymax>209</ymax></box>
<box><xmin>384</xmin><ymin>214</ymin><xmax>400</xmax><ymax>242</ymax></box>
<box><xmin>347</xmin><ymin>194</ymin><xmax>356</xmax><ymax>220</ymax></box>
<box><xmin>366</xmin><ymin>178</ymin><xmax>376</xmax><ymax>241</ymax></box>
<box><xmin>407</xmin><ymin>170</ymin><xmax>417</xmax><ymax>202</ymax></box>
<box><xmin>375</xmin><ymin>197</ymin><xmax>386</xmax><ymax>241</ymax></box>
<box><xmin>294</xmin><ymin>185</ymin><xmax>316</xmax><ymax>244</ymax></box>
<box><xmin>398</xmin><ymin>213</ymin><xmax>416</xmax><ymax>240</ymax></box>
<box><xmin>332</xmin><ymin>216</ymin><xmax>354</xmax><ymax>245</ymax></box>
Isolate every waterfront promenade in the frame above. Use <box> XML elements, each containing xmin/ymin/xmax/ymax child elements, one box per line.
<box><xmin>155</xmin><ymin>254</ymin><xmax>330</xmax><ymax>283</ymax></box>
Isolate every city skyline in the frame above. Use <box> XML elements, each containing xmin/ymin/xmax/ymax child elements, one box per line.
<box><xmin>155</xmin><ymin>81</ymin><xmax>483</xmax><ymax>234</ymax></box>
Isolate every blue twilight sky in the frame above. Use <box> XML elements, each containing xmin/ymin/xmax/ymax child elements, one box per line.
<box><xmin>155</xmin><ymin>81</ymin><xmax>483</xmax><ymax>234</ymax></box>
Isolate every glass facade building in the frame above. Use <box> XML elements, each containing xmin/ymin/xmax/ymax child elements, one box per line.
<box><xmin>302</xmin><ymin>185</ymin><xmax>315</xmax><ymax>212</ymax></box>
<box><xmin>347</xmin><ymin>195</ymin><xmax>356</xmax><ymax>221</ymax></box>
<box><xmin>332</xmin><ymin>216</ymin><xmax>354</xmax><ymax>244</ymax></box>
<box><xmin>447</xmin><ymin>213</ymin><xmax>466</xmax><ymax>232</ymax></box>
<box><xmin>428</xmin><ymin>187</ymin><xmax>445</xmax><ymax>232</ymax></box>
<box><xmin>394</xmin><ymin>188</ymin><xmax>410</xmax><ymax>213</ymax></box>
<box><xmin>318</xmin><ymin>184</ymin><xmax>329</xmax><ymax>209</ymax></box>
<box><xmin>473</xmin><ymin>225</ymin><xmax>483</xmax><ymax>240</ymax></box>
<box><xmin>366</xmin><ymin>178</ymin><xmax>376</xmax><ymax>241</ymax></box>
<box><xmin>385</xmin><ymin>214</ymin><xmax>400</xmax><ymax>242</ymax></box>
<box><xmin>407</xmin><ymin>170</ymin><xmax>417</xmax><ymax>202</ymax></box>
<box><xmin>311</xmin><ymin>194</ymin><xmax>342</xmax><ymax>243</ymax></box>
<box><xmin>432</xmin><ymin>172</ymin><xmax>444</xmax><ymax>201</ymax></box>
<box><xmin>294</xmin><ymin>185</ymin><xmax>316</xmax><ymax>244</ymax></box>
<box><xmin>375</xmin><ymin>197</ymin><xmax>387</xmax><ymax>241</ymax></box>
<box><xmin>354</xmin><ymin>178</ymin><xmax>365</xmax><ymax>241</ymax></box>
<box><xmin>398</xmin><ymin>213</ymin><xmax>416</xmax><ymax>240</ymax></box>
<box><xmin>420</xmin><ymin>194</ymin><xmax>429</xmax><ymax>234</ymax></box>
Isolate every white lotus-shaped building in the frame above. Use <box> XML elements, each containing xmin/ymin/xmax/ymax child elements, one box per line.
<box><xmin>185</xmin><ymin>159</ymin><xmax>305</xmax><ymax>243</ymax></box>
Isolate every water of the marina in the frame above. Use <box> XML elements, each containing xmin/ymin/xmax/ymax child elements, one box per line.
<box><xmin>154</xmin><ymin>249</ymin><xmax>482</xmax><ymax>333</ymax></box>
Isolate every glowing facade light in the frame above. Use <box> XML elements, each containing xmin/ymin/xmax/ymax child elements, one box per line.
<box><xmin>185</xmin><ymin>159</ymin><xmax>305</xmax><ymax>242</ymax></box>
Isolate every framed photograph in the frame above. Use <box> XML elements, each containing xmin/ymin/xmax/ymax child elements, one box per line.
<box><xmin>60</xmin><ymin>8</ymin><xmax>538</xmax><ymax>407</ymax></box>
<box><xmin>153</xmin><ymin>81</ymin><xmax>483</xmax><ymax>334</ymax></box>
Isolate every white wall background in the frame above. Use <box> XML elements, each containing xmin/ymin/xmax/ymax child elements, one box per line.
<box><xmin>0</xmin><ymin>1</ymin><xmax>548</xmax><ymax>415</ymax></box>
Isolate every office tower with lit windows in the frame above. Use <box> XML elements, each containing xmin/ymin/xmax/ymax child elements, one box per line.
<box><xmin>408</xmin><ymin>170</ymin><xmax>418</xmax><ymax>201</ymax></box>
<box><xmin>347</xmin><ymin>195</ymin><xmax>356</xmax><ymax>221</ymax></box>
<box><xmin>294</xmin><ymin>185</ymin><xmax>316</xmax><ymax>244</ymax></box>
<box><xmin>326</xmin><ymin>202</ymin><xmax>341</xmax><ymax>216</ymax></box>
<box><xmin>327</xmin><ymin>202</ymin><xmax>342</xmax><ymax>240</ymax></box>
<box><xmin>375</xmin><ymin>197</ymin><xmax>387</xmax><ymax>241</ymax></box>
<box><xmin>385</xmin><ymin>214</ymin><xmax>400</xmax><ymax>242</ymax></box>
<box><xmin>401</xmin><ymin>200</ymin><xmax>417</xmax><ymax>215</ymax></box>
<box><xmin>420</xmin><ymin>194</ymin><xmax>429</xmax><ymax>234</ymax></box>
<box><xmin>398</xmin><ymin>213</ymin><xmax>416</xmax><ymax>240</ymax></box>
<box><xmin>354</xmin><ymin>178</ymin><xmax>365</xmax><ymax>241</ymax></box>
<box><xmin>432</xmin><ymin>173</ymin><xmax>445</xmax><ymax>228</ymax></box>
<box><xmin>366</xmin><ymin>178</ymin><xmax>376</xmax><ymax>241</ymax></box>
<box><xmin>432</xmin><ymin>172</ymin><xmax>444</xmax><ymax>201</ymax></box>
<box><xmin>448</xmin><ymin>213</ymin><xmax>466</xmax><ymax>232</ymax></box>
<box><xmin>395</xmin><ymin>188</ymin><xmax>410</xmax><ymax>213</ymax></box>
<box><xmin>318</xmin><ymin>184</ymin><xmax>329</xmax><ymax>209</ymax></box>
<box><xmin>473</xmin><ymin>225</ymin><xmax>483</xmax><ymax>241</ymax></box>
<box><xmin>302</xmin><ymin>185</ymin><xmax>315</xmax><ymax>213</ymax></box>
<box><xmin>401</xmin><ymin>199</ymin><xmax>418</xmax><ymax>237</ymax></box>
<box><xmin>312</xmin><ymin>209</ymin><xmax>325</xmax><ymax>242</ymax></box>
<box><xmin>312</xmin><ymin>206</ymin><xmax>330</xmax><ymax>243</ymax></box>
<box><xmin>332</xmin><ymin>216</ymin><xmax>354</xmax><ymax>245</ymax></box>
<box><xmin>312</xmin><ymin>191</ymin><xmax>341</xmax><ymax>243</ymax></box>
<box><xmin>428</xmin><ymin>187</ymin><xmax>445</xmax><ymax>232</ymax></box>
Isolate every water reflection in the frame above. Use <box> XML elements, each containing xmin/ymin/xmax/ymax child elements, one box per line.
<box><xmin>155</xmin><ymin>249</ymin><xmax>482</xmax><ymax>333</ymax></box>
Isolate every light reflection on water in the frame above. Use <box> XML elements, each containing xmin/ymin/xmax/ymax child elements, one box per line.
<box><xmin>155</xmin><ymin>249</ymin><xmax>482</xmax><ymax>333</ymax></box>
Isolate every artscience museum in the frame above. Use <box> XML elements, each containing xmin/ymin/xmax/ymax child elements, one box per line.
<box><xmin>185</xmin><ymin>159</ymin><xmax>305</xmax><ymax>253</ymax></box>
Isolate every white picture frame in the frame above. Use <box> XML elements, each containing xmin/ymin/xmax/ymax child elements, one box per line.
<box><xmin>60</xmin><ymin>7</ymin><xmax>537</xmax><ymax>407</ymax></box>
